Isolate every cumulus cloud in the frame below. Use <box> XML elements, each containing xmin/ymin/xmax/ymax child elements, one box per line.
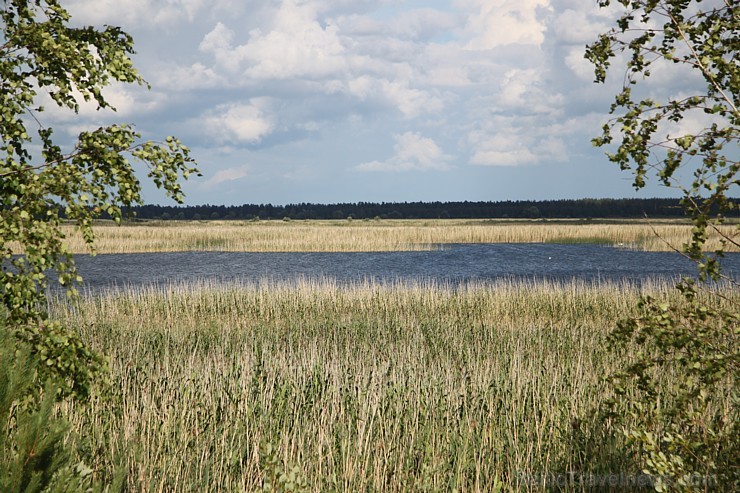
<box><xmin>497</xmin><ymin>68</ymin><xmax>564</xmax><ymax>116</ymax></box>
<box><xmin>469</xmin><ymin>136</ymin><xmax>568</xmax><ymax>166</ymax></box>
<box><xmin>199</xmin><ymin>22</ymin><xmax>234</xmax><ymax>54</ymax></box>
<box><xmin>460</xmin><ymin>0</ymin><xmax>551</xmax><ymax>50</ymax></box>
<box><xmin>39</xmin><ymin>83</ymin><xmax>160</xmax><ymax>135</ymax></box>
<box><xmin>66</xmin><ymin>0</ymin><xmax>209</xmax><ymax>27</ymax></box>
<box><xmin>184</xmin><ymin>1</ymin><xmax>454</xmax><ymax>120</ymax></box>
<box><xmin>201</xmin><ymin>165</ymin><xmax>250</xmax><ymax>189</ymax></box>
<box><xmin>202</xmin><ymin>100</ymin><xmax>274</xmax><ymax>144</ymax></box>
<box><xmin>356</xmin><ymin>132</ymin><xmax>452</xmax><ymax>172</ymax></box>
<box><xmin>565</xmin><ymin>48</ymin><xmax>596</xmax><ymax>81</ymax></box>
<box><xmin>50</xmin><ymin>0</ymin><xmax>707</xmax><ymax>203</ymax></box>
<box><xmin>659</xmin><ymin>106</ymin><xmax>726</xmax><ymax>142</ymax></box>
<box><xmin>198</xmin><ymin>1</ymin><xmax>349</xmax><ymax>79</ymax></box>
<box><xmin>468</xmin><ymin>130</ymin><xmax>537</xmax><ymax>166</ymax></box>
<box><xmin>336</xmin><ymin>8</ymin><xmax>460</xmax><ymax>41</ymax></box>
<box><xmin>153</xmin><ymin>62</ymin><xmax>225</xmax><ymax>90</ymax></box>
<box><xmin>551</xmin><ymin>8</ymin><xmax>610</xmax><ymax>44</ymax></box>
<box><xmin>467</xmin><ymin>115</ymin><xmax>570</xmax><ymax>167</ymax></box>
<box><xmin>346</xmin><ymin>76</ymin><xmax>445</xmax><ymax>118</ymax></box>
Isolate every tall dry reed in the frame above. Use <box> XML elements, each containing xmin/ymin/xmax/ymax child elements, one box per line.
<box><xmin>30</xmin><ymin>219</ymin><xmax>740</xmax><ymax>253</ymax></box>
<box><xmin>50</xmin><ymin>279</ymin><xmax>738</xmax><ymax>491</ymax></box>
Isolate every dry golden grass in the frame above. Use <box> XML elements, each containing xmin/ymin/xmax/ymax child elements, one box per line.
<box><xmin>50</xmin><ymin>279</ymin><xmax>737</xmax><ymax>492</ymax></box>
<box><xmin>43</xmin><ymin>218</ymin><xmax>740</xmax><ymax>253</ymax></box>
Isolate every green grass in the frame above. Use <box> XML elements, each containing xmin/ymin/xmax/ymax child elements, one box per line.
<box><xmin>544</xmin><ymin>236</ymin><xmax>615</xmax><ymax>245</ymax></box>
<box><xmin>49</xmin><ymin>279</ymin><xmax>737</xmax><ymax>492</ymax></box>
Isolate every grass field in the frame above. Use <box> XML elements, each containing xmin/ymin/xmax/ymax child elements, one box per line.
<box><xmin>18</xmin><ymin>218</ymin><xmax>735</xmax><ymax>490</ymax></box>
<box><xmin>50</xmin><ymin>279</ymin><xmax>737</xmax><ymax>492</ymax></box>
<box><xmin>41</xmin><ymin>218</ymin><xmax>740</xmax><ymax>253</ymax></box>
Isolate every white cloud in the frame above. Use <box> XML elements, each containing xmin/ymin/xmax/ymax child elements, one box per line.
<box><xmin>153</xmin><ymin>62</ymin><xmax>225</xmax><ymax>90</ymax></box>
<box><xmin>459</xmin><ymin>0</ymin><xmax>551</xmax><ymax>50</ymax></box>
<box><xmin>39</xmin><ymin>83</ymin><xmax>159</xmax><ymax>135</ymax></box>
<box><xmin>67</xmin><ymin>0</ymin><xmax>209</xmax><ymax>27</ymax></box>
<box><xmin>199</xmin><ymin>1</ymin><xmax>349</xmax><ymax>79</ymax></box>
<box><xmin>202</xmin><ymin>100</ymin><xmax>274</xmax><ymax>144</ymax></box>
<box><xmin>346</xmin><ymin>76</ymin><xmax>445</xmax><ymax>118</ymax></box>
<box><xmin>552</xmin><ymin>8</ymin><xmax>610</xmax><ymax>44</ymax></box>
<box><xmin>471</xmin><ymin>148</ymin><xmax>538</xmax><ymax>166</ymax></box>
<box><xmin>94</xmin><ymin>85</ymin><xmax>157</xmax><ymax>116</ymax></box>
<box><xmin>467</xmin><ymin>116</ymin><xmax>570</xmax><ymax>167</ymax></box>
<box><xmin>497</xmin><ymin>68</ymin><xmax>564</xmax><ymax>116</ymax></box>
<box><xmin>199</xmin><ymin>22</ymin><xmax>234</xmax><ymax>54</ymax></box>
<box><xmin>49</xmin><ymin>0</ymin><xmax>707</xmax><ymax>203</ymax></box>
<box><xmin>356</xmin><ymin>132</ymin><xmax>452</xmax><ymax>172</ymax></box>
<box><xmin>201</xmin><ymin>165</ymin><xmax>249</xmax><ymax>189</ymax></box>
<box><xmin>469</xmin><ymin>131</ymin><xmax>538</xmax><ymax>166</ymax></box>
<box><xmin>659</xmin><ymin>106</ymin><xmax>725</xmax><ymax>142</ymax></box>
<box><xmin>181</xmin><ymin>1</ymin><xmax>455</xmax><ymax>119</ymax></box>
<box><xmin>336</xmin><ymin>8</ymin><xmax>459</xmax><ymax>41</ymax></box>
<box><xmin>565</xmin><ymin>48</ymin><xmax>595</xmax><ymax>81</ymax></box>
<box><xmin>499</xmin><ymin>69</ymin><xmax>531</xmax><ymax>105</ymax></box>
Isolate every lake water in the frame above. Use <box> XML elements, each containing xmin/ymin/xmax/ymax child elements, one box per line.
<box><xmin>70</xmin><ymin>244</ymin><xmax>740</xmax><ymax>290</ymax></box>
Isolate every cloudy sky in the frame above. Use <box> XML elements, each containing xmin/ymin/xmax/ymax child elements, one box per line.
<box><xmin>53</xmin><ymin>0</ymin><xmax>699</xmax><ymax>206</ymax></box>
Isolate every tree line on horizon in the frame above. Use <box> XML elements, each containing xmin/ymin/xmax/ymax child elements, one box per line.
<box><xmin>127</xmin><ymin>197</ymin><xmax>739</xmax><ymax>221</ymax></box>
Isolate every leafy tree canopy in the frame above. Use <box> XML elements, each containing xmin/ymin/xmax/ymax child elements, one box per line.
<box><xmin>0</xmin><ymin>0</ymin><xmax>198</xmax><ymax>397</ymax></box>
<box><xmin>587</xmin><ymin>2</ymin><xmax>738</xmax><ymax>490</ymax></box>
<box><xmin>586</xmin><ymin>0</ymin><xmax>738</xmax><ymax>277</ymax></box>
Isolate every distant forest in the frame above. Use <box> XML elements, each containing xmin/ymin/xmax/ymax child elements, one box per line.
<box><xmin>128</xmin><ymin>198</ymin><xmax>739</xmax><ymax>221</ymax></box>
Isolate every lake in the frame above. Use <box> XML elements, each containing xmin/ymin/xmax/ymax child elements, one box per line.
<box><xmin>69</xmin><ymin>243</ymin><xmax>740</xmax><ymax>290</ymax></box>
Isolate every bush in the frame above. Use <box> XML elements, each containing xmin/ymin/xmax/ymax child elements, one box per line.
<box><xmin>0</xmin><ymin>327</ymin><xmax>123</xmax><ymax>493</ymax></box>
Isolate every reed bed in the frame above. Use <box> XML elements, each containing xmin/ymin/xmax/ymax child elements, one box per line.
<box><xmin>50</xmin><ymin>279</ymin><xmax>738</xmax><ymax>492</ymax></box>
<box><xmin>37</xmin><ymin>219</ymin><xmax>740</xmax><ymax>253</ymax></box>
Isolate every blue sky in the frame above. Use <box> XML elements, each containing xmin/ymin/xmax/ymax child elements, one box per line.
<box><xmin>52</xmin><ymin>0</ymin><xmax>709</xmax><ymax>206</ymax></box>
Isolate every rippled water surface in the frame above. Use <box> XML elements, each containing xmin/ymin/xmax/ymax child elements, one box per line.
<box><xmin>70</xmin><ymin>244</ymin><xmax>740</xmax><ymax>290</ymax></box>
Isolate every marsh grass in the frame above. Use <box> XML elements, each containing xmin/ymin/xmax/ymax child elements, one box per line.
<box><xmin>49</xmin><ymin>279</ymin><xmax>738</xmax><ymax>491</ymax></box>
<box><xmin>30</xmin><ymin>219</ymin><xmax>739</xmax><ymax>253</ymax></box>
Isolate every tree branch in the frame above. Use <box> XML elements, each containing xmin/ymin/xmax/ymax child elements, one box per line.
<box><xmin>667</xmin><ymin>9</ymin><xmax>739</xmax><ymax>116</ymax></box>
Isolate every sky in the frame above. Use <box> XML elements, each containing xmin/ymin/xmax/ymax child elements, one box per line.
<box><xmin>47</xmin><ymin>0</ymin><xmax>708</xmax><ymax>206</ymax></box>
